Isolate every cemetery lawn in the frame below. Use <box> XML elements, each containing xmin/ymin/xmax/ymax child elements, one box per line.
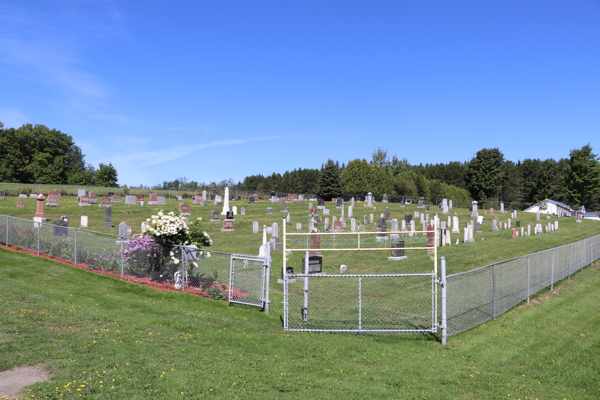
<box><xmin>1</xmin><ymin>247</ymin><xmax>599</xmax><ymax>399</ymax></box>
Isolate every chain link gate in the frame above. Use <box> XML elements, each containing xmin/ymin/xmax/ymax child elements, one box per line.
<box><xmin>284</xmin><ymin>272</ymin><xmax>437</xmax><ymax>333</ymax></box>
<box><xmin>282</xmin><ymin>219</ymin><xmax>439</xmax><ymax>333</ymax></box>
<box><xmin>229</xmin><ymin>255</ymin><xmax>269</xmax><ymax>309</ymax></box>
<box><xmin>177</xmin><ymin>246</ymin><xmax>271</xmax><ymax>312</ymax></box>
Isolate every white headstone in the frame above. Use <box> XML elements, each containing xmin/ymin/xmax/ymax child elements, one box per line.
<box><xmin>80</xmin><ymin>215</ymin><xmax>88</xmax><ymax>228</ymax></box>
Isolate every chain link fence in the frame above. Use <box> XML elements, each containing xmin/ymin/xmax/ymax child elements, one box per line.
<box><xmin>284</xmin><ymin>273</ymin><xmax>436</xmax><ymax>333</ymax></box>
<box><xmin>0</xmin><ymin>214</ymin><xmax>270</xmax><ymax>311</ymax></box>
<box><xmin>446</xmin><ymin>234</ymin><xmax>600</xmax><ymax>336</ymax></box>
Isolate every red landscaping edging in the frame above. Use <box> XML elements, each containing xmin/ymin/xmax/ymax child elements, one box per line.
<box><xmin>1</xmin><ymin>244</ymin><xmax>248</xmax><ymax>300</ymax></box>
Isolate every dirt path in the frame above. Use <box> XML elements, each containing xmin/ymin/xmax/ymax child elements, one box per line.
<box><xmin>0</xmin><ymin>365</ymin><xmax>50</xmax><ymax>399</ymax></box>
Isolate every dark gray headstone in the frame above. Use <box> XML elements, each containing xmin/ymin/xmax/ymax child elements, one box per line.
<box><xmin>104</xmin><ymin>206</ymin><xmax>112</xmax><ymax>228</ymax></box>
<box><xmin>392</xmin><ymin>240</ymin><xmax>405</xmax><ymax>257</ymax></box>
<box><xmin>226</xmin><ymin>211</ymin><xmax>234</xmax><ymax>220</ymax></box>
<box><xmin>516</xmin><ymin>221</ymin><xmax>521</xmax><ymax>228</ymax></box>
<box><xmin>404</xmin><ymin>213</ymin><xmax>412</xmax><ymax>224</ymax></box>
<box><xmin>301</xmin><ymin>255</ymin><xmax>323</xmax><ymax>274</ymax></box>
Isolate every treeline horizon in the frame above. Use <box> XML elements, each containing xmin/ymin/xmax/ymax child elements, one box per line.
<box><xmin>1</xmin><ymin>123</ymin><xmax>598</xmax><ymax>209</ymax></box>
<box><xmin>0</xmin><ymin>123</ymin><xmax>118</xmax><ymax>187</ymax></box>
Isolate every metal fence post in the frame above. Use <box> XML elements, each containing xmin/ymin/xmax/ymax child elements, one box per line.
<box><xmin>492</xmin><ymin>264</ymin><xmax>496</xmax><ymax>319</ymax></box>
<box><xmin>568</xmin><ymin>244</ymin><xmax>571</xmax><ymax>281</ymax></box>
<box><xmin>551</xmin><ymin>249</ymin><xmax>555</xmax><ymax>292</ymax></box>
<box><xmin>527</xmin><ymin>255</ymin><xmax>530</xmax><ymax>303</ymax></box>
<box><xmin>228</xmin><ymin>255</ymin><xmax>233</xmax><ymax>304</ymax></box>
<box><xmin>180</xmin><ymin>247</ymin><xmax>186</xmax><ymax>292</ymax></box>
<box><xmin>37</xmin><ymin>221</ymin><xmax>40</xmax><ymax>256</ymax></box>
<box><xmin>5</xmin><ymin>218</ymin><xmax>8</xmax><ymax>248</ymax></box>
<box><xmin>263</xmin><ymin>241</ymin><xmax>271</xmax><ymax>314</ymax></box>
<box><xmin>357</xmin><ymin>276</ymin><xmax>362</xmax><ymax>331</ymax></box>
<box><xmin>303</xmin><ymin>251</ymin><xmax>309</xmax><ymax>322</ymax></box>
<box><xmin>440</xmin><ymin>256</ymin><xmax>447</xmax><ymax>345</ymax></box>
<box><xmin>120</xmin><ymin>237</ymin><xmax>124</xmax><ymax>277</ymax></box>
<box><xmin>74</xmin><ymin>229</ymin><xmax>77</xmax><ymax>265</ymax></box>
<box><xmin>581</xmin><ymin>239</ymin><xmax>585</xmax><ymax>274</ymax></box>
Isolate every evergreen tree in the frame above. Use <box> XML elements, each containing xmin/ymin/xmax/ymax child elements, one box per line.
<box><xmin>564</xmin><ymin>144</ymin><xmax>600</xmax><ymax>209</ymax></box>
<box><xmin>466</xmin><ymin>148</ymin><xmax>504</xmax><ymax>200</ymax></box>
<box><xmin>317</xmin><ymin>159</ymin><xmax>343</xmax><ymax>200</ymax></box>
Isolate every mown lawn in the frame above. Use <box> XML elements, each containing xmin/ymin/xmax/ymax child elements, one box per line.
<box><xmin>1</xmin><ymin>247</ymin><xmax>599</xmax><ymax>399</ymax></box>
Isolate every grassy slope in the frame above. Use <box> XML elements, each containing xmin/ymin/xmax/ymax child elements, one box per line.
<box><xmin>1</xmin><ymin>248</ymin><xmax>599</xmax><ymax>399</ymax></box>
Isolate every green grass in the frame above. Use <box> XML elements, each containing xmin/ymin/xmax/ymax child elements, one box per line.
<box><xmin>1</xmin><ymin>247</ymin><xmax>599</xmax><ymax>399</ymax></box>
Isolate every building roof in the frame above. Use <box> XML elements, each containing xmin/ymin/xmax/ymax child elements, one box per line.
<box><xmin>524</xmin><ymin>199</ymin><xmax>574</xmax><ymax>212</ymax></box>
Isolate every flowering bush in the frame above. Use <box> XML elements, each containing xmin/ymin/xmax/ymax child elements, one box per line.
<box><xmin>188</xmin><ymin>217</ymin><xmax>213</xmax><ymax>248</ymax></box>
<box><xmin>145</xmin><ymin>210</ymin><xmax>189</xmax><ymax>266</ymax></box>
<box><xmin>122</xmin><ymin>236</ymin><xmax>163</xmax><ymax>277</ymax></box>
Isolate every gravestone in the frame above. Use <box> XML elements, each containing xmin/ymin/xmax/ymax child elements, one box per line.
<box><xmin>252</xmin><ymin>221</ymin><xmax>259</xmax><ymax>234</ymax></box>
<box><xmin>404</xmin><ymin>213</ymin><xmax>412</xmax><ymax>224</ymax></box>
<box><xmin>417</xmin><ymin>197</ymin><xmax>424</xmax><ymax>208</ymax></box>
<box><xmin>318</xmin><ymin>198</ymin><xmax>325</xmax><ymax>209</ymax></box>
<box><xmin>351</xmin><ymin>218</ymin><xmax>356</xmax><ymax>232</ymax></box>
<box><xmin>80</xmin><ymin>215</ymin><xmax>88</xmax><ymax>228</ymax></box>
<box><xmin>364</xmin><ymin>215</ymin><xmax>369</xmax><ymax>224</ymax></box>
<box><xmin>298</xmin><ymin>194</ymin><xmax>304</xmax><ymax>202</ymax></box>
<box><xmin>180</xmin><ymin>203</ymin><xmax>191</xmax><ymax>216</ymax></box>
<box><xmin>221</xmin><ymin>220</ymin><xmax>234</xmax><ymax>232</ymax></box>
<box><xmin>53</xmin><ymin>217</ymin><xmax>69</xmax><ymax>237</ymax></box>
<box><xmin>336</xmin><ymin>197</ymin><xmax>343</xmax><ymax>209</ymax></box>
<box><xmin>286</xmin><ymin>213</ymin><xmax>292</xmax><ymax>226</ymax></box>
<box><xmin>536</xmin><ymin>210</ymin><xmax>541</xmax><ymax>222</ymax></box>
<box><xmin>211</xmin><ymin>210</ymin><xmax>220</xmax><ymax>221</ymax></box>
<box><xmin>119</xmin><ymin>222</ymin><xmax>128</xmax><ymax>238</ymax></box>
<box><xmin>226</xmin><ymin>211</ymin><xmax>234</xmax><ymax>220</ymax></box>
<box><xmin>280</xmin><ymin>198</ymin><xmax>288</xmax><ymax>212</ymax></box>
<box><xmin>296</xmin><ymin>222</ymin><xmax>302</xmax><ymax>230</ymax></box>
<box><xmin>46</xmin><ymin>194</ymin><xmax>59</xmax><ymax>207</ymax></box>
<box><xmin>141</xmin><ymin>221</ymin><xmax>148</xmax><ymax>234</ymax></box>
<box><xmin>516</xmin><ymin>221</ymin><xmax>520</xmax><ymax>228</ymax></box>
<box><xmin>471</xmin><ymin>201</ymin><xmax>478</xmax><ymax>218</ymax></box>
<box><xmin>16</xmin><ymin>202</ymin><xmax>25</xmax><ymax>208</ymax></box>
<box><xmin>248</xmin><ymin>196</ymin><xmax>256</xmax><ymax>204</ymax></box>
<box><xmin>366</xmin><ymin>192</ymin><xmax>373</xmax><ymax>207</ymax></box>
<box><xmin>384</xmin><ymin>207</ymin><xmax>390</xmax><ymax>219</ymax></box>
<box><xmin>267</xmin><ymin>207</ymin><xmax>273</xmax><ymax>214</ymax></box>
<box><xmin>425</xmin><ymin>224</ymin><xmax>435</xmax><ymax>247</ymax></box>
<box><xmin>125</xmin><ymin>195</ymin><xmax>137</xmax><ymax>205</ymax></box>
<box><xmin>89</xmin><ymin>192</ymin><xmax>97</xmax><ymax>204</ymax></box>
<box><xmin>302</xmin><ymin>255</ymin><xmax>324</xmax><ymax>274</ymax></box>
<box><xmin>348</xmin><ymin>205</ymin><xmax>353</xmax><ymax>218</ymax></box>
<box><xmin>500</xmin><ymin>202</ymin><xmax>505</xmax><ymax>213</ymax></box>
<box><xmin>176</xmin><ymin>195</ymin><xmax>183</xmax><ymax>201</ymax></box>
<box><xmin>104</xmin><ymin>206</ymin><xmax>112</xmax><ymax>228</ymax></box>
<box><xmin>112</xmin><ymin>194</ymin><xmax>121</xmax><ymax>202</ymax></box>
<box><xmin>79</xmin><ymin>196</ymin><xmax>91</xmax><ymax>207</ymax></box>
<box><xmin>449</xmin><ymin>200</ymin><xmax>452</xmax><ymax>210</ymax></box>
<box><xmin>382</xmin><ymin>194</ymin><xmax>388</xmax><ymax>203</ymax></box>
<box><xmin>332</xmin><ymin>221</ymin><xmax>342</xmax><ymax>231</ymax></box>
<box><xmin>232</xmin><ymin>206</ymin><xmax>237</xmax><ymax>215</ymax></box>
<box><xmin>324</xmin><ymin>218</ymin><xmax>329</xmax><ymax>231</ymax></box>
<box><xmin>475</xmin><ymin>222</ymin><xmax>481</xmax><ymax>233</ymax></box>
<box><xmin>240</xmin><ymin>207</ymin><xmax>246</xmax><ymax>215</ymax></box>
<box><xmin>148</xmin><ymin>194</ymin><xmax>157</xmax><ymax>205</ymax></box>
<box><xmin>157</xmin><ymin>196</ymin><xmax>165</xmax><ymax>205</ymax></box>
<box><xmin>19</xmin><ymin>194</ymin><xmax>27</xmax><ymax>198</ymax></box>
<box><xmin>492</xmin><ymin>219</ymin><xmax>499</xmax><ymax>231</ymax></box>
<box><xmin>323</xmin><ymin>208</ymin><xmax>330</xmax><ymax>215</ymax></box>
<box><xmin>100</xmin><ymin>197</ymin><xmax>111</xmax><ymax>207</ymax></box>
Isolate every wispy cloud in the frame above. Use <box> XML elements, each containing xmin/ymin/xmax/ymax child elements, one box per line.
<box><xmin>105</xmin><ymin>136</ymin><xmax>291</xmax><ymax>170</ymax></box>
<box><xmin>0</xmin><ymin>2</ymin><xmax>124</xmax><ymax>100</ymax></box>
<box><xmin>0</xmin><ymin>109</ymin><xmax>30</xmax><ymax>129</ymax></box>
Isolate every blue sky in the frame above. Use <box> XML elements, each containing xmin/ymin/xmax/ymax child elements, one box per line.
<box><xmin>1</xmin><ymin>1</ymin><xmax>599</xmax><ymax>187</ymax></box>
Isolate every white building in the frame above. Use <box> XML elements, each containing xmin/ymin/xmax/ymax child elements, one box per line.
<box><xmin>523</xmin><ymin>199</ymin><xmax>574</xmax><ymax>217</ymax></box>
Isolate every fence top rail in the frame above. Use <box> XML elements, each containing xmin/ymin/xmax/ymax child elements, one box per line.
<box><xmin>285</xmin><ymin>230</ymin><xmax>436</xmax><ymax>236</ymax></box>
<box><xmin>447</xmin><ymin>234</ymin><xmax>599</xmax><ymax>279</ymax></box>
<box><xmin>1</xmin><ymin>214</ymin><xmax>263</xmax><ymax>259</ymax></box>
<box><xmin>288</xmin><ymin>273</ymin><xmax>434</xmax><ymax>278</ymax></box>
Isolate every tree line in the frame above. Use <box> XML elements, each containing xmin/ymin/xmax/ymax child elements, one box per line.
<box><xmin>238</xmin><ymin>145</ymin><xmax>600</xmax><ymax>209</ymax></box>
<box><xmin>0</xmin><ymin>123</ymin><xmax>119</xmax><ymax>187</ymax></box>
